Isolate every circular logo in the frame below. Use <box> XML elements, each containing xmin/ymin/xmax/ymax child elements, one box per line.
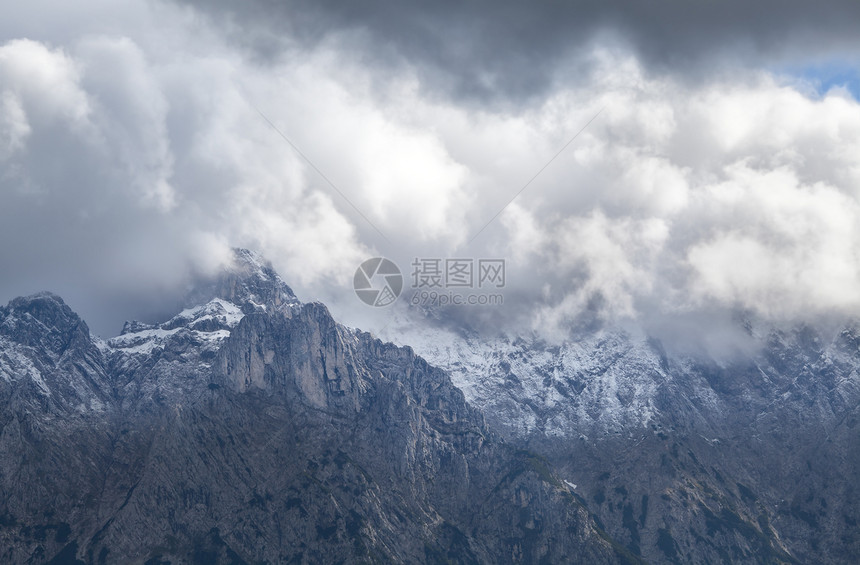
<box><xmin>353</xmin><ymin>258</ymin><xmax>403</xmax><ymax>307</ymax></box>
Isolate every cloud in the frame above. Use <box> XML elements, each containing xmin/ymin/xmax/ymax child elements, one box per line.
<box><xmin>76</xmin><ymin>36</ymin><xmax>176</xmax><ymax>211</ymax></box>
<box><xmin>2</xmin><ymin>0</ymin><xmax>860</xmax><ymax>344</ymax></box>
<box><xmin>0</xmin><ymin>1</ymin><xmax>475</xmax><ymax>333</ymax></box>
<box><xmin>174</xmin><ymin>0</ymin><xmax>860</xmax><ymax>104</ymax></box>
<box><xmin>513</xmin><ymin>74</ymin><xmax>860</xmax><ymax>335</ymax></box>
<box><xmin>0</xmin><ymin>13</ymin><xmax>375</xmax><ymax>333</ymax></box>
<box><xmin>686</xmin><ymin>165</ymin><xmax>860</xmax><ymax>317</ymax></box>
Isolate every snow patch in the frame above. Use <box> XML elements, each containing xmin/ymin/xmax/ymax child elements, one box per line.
<box><xmin>168</xmin><ymin>298</ymin><xmax>245</xmax><ymax>328</ymax></box>
<box><xmin>108</xmin><ymin>299</ymin><xmax>243</xmax><ymax>356</ymax></box>
<box><xmin>0</xmin><ymin>338</ymin><xmax>51</xmax><ymax>396</ymax></box>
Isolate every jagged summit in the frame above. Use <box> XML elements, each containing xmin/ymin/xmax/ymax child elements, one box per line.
<box><xmin>181</xmin><ymin>247</ymin><xmax>299</xmax><ymax>315</ymax></box>
<box><xmin>115</xmin><ymin>248</ymin><xmax>299</xmax><ymax>340</ymax></box>
<box><xmin>111</xmin><ymin>248</ymin><xmax>300</xmax><ymax>357</ymax></box>
<box><xmin>5</xmin><ymin>292</ymin><xmax>80</xmax><ymax>329</ymax></box>
<box><xmin>1</xmin><ymin>291</ymin><xmax>92</xmax><ymax>354</ymax></box>
<box><xmin>0</xmin><ymin>292</ymin><xmax>110</xmax><ymax>412</ymax></box>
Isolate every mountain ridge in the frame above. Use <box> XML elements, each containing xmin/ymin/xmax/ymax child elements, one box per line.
<box><xmin>382</xmin><ymin>307</ymin><xmax>860</xmax><ymax>563</ymax></box>
<box><xmin>0</xmin><ymin>249</ymin><xmax>637</xmax><ymax>564</ymax></box>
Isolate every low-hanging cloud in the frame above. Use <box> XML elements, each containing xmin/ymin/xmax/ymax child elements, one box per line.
<box><xmin>2</xmin><ymin>0</ymin><xmax>860</xmax><ymax>345</ymax></box>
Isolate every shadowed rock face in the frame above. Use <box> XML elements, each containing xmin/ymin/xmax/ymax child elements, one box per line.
<box><xmin>0</xmin><ymin>251</ymin><xmax>636</xmax><ymax>564</ymax></box>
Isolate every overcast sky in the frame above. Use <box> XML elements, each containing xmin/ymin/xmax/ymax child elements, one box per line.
<box><xmin>2</xmin><ymin>0</ymin><xmax>860</xmax><ymax>342</ymax></box>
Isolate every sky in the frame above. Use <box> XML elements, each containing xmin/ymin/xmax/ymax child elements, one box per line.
<box><xmin>2</xmin><ymin>0</ymin><xmax>860</xmax><ymax>343</ymax></box>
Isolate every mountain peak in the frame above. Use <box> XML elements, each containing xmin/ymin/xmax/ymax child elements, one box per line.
<box><xmin>8</xmin><ymin>291</ymin><xmax>68</xmax><ymax>310</ymax></box>
<box><xmin>231</xmin><ymin>247</ymin><xmax>269</xmax><ymax>272</ymax></box>
<box><xmin>1</xmin><ymin>292</ymin><xmax>94</xmax><ymax>357</ymax></box>
<box><xmin>183</xmin><ymin>248</ymin><xmax>299</xmax><ymax>315</ymax></box>
<box><xmin>4</xmin><ymin>291</ymin><xmax>85</xmax><ymax>333</ymax></box>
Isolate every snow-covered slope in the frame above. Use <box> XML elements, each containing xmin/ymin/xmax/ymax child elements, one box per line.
<box><xmin>381</xmin><ymin>322</ymin><xmax>669</xmax><ymax>438</ymax></box>
<box><xmin>107</xmin><ymin>298</ymin><xmax>245</xmax><ymax>356</ymax></box>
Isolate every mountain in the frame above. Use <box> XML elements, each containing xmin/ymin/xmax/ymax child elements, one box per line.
<box><xmin>6</xmin><ymin>249</ymin><xmax>857</xmax><ymax>564</ymax></box>
<box><xmin>384</xmin><ymin>316</ymin><xmax>860</xmax><ymax>564</ymax></box>
<box><xmin>0</xmin><ymin>250</ymin><xmax>637</xmax><ymax>564</ymax></box>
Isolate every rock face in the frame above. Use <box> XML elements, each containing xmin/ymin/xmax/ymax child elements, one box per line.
<box><xmin>0</xmin><ymin>251</ymin><xmax>635</xmax><ymax>564</ymax></box>
<box><xmin>392</xmin><ymin>320</ymin><xmax>860</xmax><ymax>564</ymax></box>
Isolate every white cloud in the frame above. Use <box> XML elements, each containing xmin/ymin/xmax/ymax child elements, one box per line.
<box><xmin>0</xmin><ymin>91</ymin><xmax>30</xmax><ymax>160</ymax></box>
<box><xmin>463</xmin><ymin>53</ymin><xmax>860</xmax><ymax>334</ymax></box>
<box><xmin>686</xmin><ymin>164</ymin><xmax>860</xmax><ymax>317</ymax></box>
<box><xmin>0</xmin><ymin>39</ymin><xmax>91</xmax><ymax>126</ymax></box>
<box><xmin>76</xmin><ymin>36</ymin><xmax>176</xmax><ymax>211</ymax></box>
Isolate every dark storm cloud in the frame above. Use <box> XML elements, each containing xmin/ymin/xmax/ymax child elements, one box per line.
<box><xmin>175</xmin><ymin>0</ymin><xmax>860</xmax><ymax>103</ymax></box>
